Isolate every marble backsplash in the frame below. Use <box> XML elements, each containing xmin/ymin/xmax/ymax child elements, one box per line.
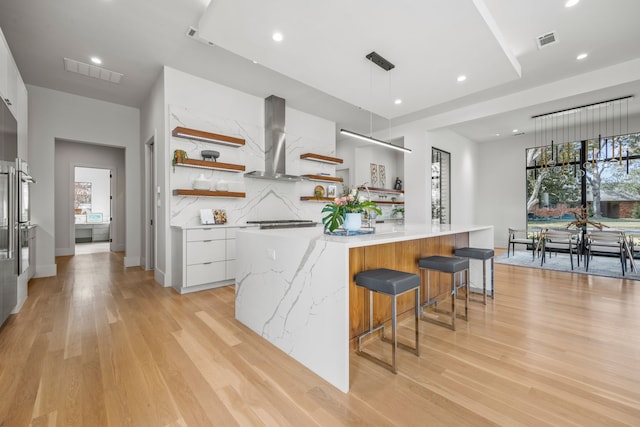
<box><xmin>169</xmin><ymin>105</ymin><xmax>341</xmax><ymax>227</ymax></box>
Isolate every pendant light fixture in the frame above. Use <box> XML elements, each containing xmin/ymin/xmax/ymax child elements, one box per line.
<box><xmin>340</xmin><ymin>51</ymin><xmax>412</xmax><ymax>154</ymax></box>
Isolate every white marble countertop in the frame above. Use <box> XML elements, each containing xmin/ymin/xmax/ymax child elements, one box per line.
<box><xmin>238</xmin><ymin>223</ymin><xmax>493</xmax><ymax>248</ymax></box>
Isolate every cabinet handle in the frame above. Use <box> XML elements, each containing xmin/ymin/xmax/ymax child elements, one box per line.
<box><xmin>203</xmin><ymin>262</ymin><xmax>212</xmax><ymax>265</ymax></box>
<box><xmin>203</xmin><ymin>239</ymin><xmax>212</xmax><ymax>242</ymax></box>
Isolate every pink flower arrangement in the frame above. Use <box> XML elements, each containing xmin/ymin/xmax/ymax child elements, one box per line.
<box><xmin>322</xmin><ymin>188</ymin><xmax>381</xmax><ymax>231</ymax></box>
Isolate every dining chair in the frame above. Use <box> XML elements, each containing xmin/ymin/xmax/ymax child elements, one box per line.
<box><xmin>586</xmin><ymin>230</ymin><xmax>627</xmax><ymax>275</ymax></box>
<box><xmin>540</xmin><ymin>229</ymin><xmax>580</xmax><ymax>270</ymax></box>
<box><xmin>508</xmin><ymin>227</ymin><xmax>540</xmax><ymax>259</ymax></box>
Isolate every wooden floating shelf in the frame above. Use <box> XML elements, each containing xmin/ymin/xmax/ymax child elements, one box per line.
<box><xmin>172</xmin><ymin>126</ymin><xmax>245</xmax><ymax>147</ymax></box>
<box><xmin>300</xmin><ymin>196</ymin><xmax>335</xmax><ymax>202</ymax></box>
<box><xmin>173</xmin><ymin>189</ymin><xmax>246</xmax><ymax>198</ymax></box>
<box><xmin>175</xmin><ymin>158</ymin><xmax>245</xmax><ymax>172</ymax></box>
<box><xmin>374</xmin><ymin>201</ymin><xmax>405</xmax><ymax>205</ymax></box>
<box><xmin>358</xmin><ymin>186</ymin><xmax>403</xmax><ymax>194</ymax></box>
<box><xmin>302</xmin><ymin>174</ymin><xmax>343</xmax><ymax>183</ymax></box>
<box><xmin>300</xmin><ymin>153</ymin><xmax>343</xmax><ymax>165</ymax></box>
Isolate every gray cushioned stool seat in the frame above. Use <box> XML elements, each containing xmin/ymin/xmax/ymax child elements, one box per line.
<box><xmin>355</xmin><ymin>268</ymin><xmax>421</xmax><ymax>295</ymax></box>
<box><xmin>353</xmin><ymin>268</ymin><xmax>420</xmax><ymax>374</ymax></box>
<box><xmin>418</xmin><ymin>256</ymin><xmax>468</xmax><ymax>273</ymax></box>
<box><xmin>454</xmin><ymin>247</ymin><xmax>494</xmax><ymax>260</ymax></box>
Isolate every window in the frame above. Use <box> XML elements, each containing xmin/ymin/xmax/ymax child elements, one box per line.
<box><xmin>432</xmin><ymin>148</ymin><xmax>450</xmax><ymax>224</ymax></box>
<box><xmin>526</xmin><ymin>133</ymin><xmax>640</xmax><ymax>229</ymax></box>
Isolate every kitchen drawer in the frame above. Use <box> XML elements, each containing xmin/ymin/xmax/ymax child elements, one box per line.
<box><xmin>226</xmin><ymin>239</ymin><xmax>236</xmax><ymax>260</ymax></box>
<box><xmin>225</xmin><ymin>226</ymin><xmax>256</xmax><ymax>239</ymax></box>
<box><xmin>187</xmin><ymin>241</ymin><xmax>225</xmax><ymax>265</ymax></box>
<box><xmin>187</xmin><ymin>228</ymin><xmax>225</xmax><ymax>242</ymax></box>
<box><xmin>186</xmin><ymin>261</ymin><xmax>226</xmax><ymax>287</ymax></box>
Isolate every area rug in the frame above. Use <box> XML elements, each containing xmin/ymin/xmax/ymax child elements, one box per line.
<box><xmin>495</xmin><ymin>250</ymin><xmax>640</xmax><ymax>281</ymax></box>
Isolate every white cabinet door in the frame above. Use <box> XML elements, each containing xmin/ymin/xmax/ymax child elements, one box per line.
<box><xmin>225</xmin><ymin>260</ymin><xmax>235</xmax><ymax>281</ymax></box>
<box><xmin>226</xmin><ymin>238</ymin><xmax>236</xmax><ymax>260</ymax></box>
<box><xmin>4</xmin><ymin>55</ymin><xmax>17</xmax><ymax>117</ymax></box>
<box><xmin>0</xmin><ymin>32</ymin><xmax>18</xmax><ymax>117</ymax></box>
<box><xmin>0</xmin><ymin>34</ymin><xmax>8</xmax><ymax>107</ymax></box>
<box><xmin>17</xmin><ymin>74</ymin><xmax>27</xmax><ymax>156</ymax></box>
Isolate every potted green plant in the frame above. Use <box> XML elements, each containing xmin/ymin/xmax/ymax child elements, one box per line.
<box><xmin>322</xmin><ymin>187</ymin><xmax>381</xmax><ymax>232</ymax></box>
<box><xmin>392</xmin><ymin>206</ymin><xmax>404</xmax><ymax>218</ymax></box>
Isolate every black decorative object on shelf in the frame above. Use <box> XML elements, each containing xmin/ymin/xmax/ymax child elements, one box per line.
<box><xmin>394</xmin><ymin>177</ymin><xmax>403</xmax><ymax>190</ymax></box>
<box><xmin>201</xmin><ymin>150</ymin><xmax>220</xmax><ymax>162</ymax></box>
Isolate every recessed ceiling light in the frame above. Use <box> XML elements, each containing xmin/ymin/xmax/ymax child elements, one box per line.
<box><xmin>565</xmin><ymin>0</ymin><xmax>579</xmax><ymax>7</ymax></box>
<box><xmin>576</xmin><ymin>53</ymin><xmax>588</xmax><ymax>60</ymax></box>
<box><xmin>272</xmin><ymin>32</ymin><xmax>283</xmax><ymax>42</ymax></box>
<box><xmin>495</xmin><ymin>133</ymin><xmax>500</xmax><ymax>137</ymax></box>
<box><xmin>394</xmin><ymin>99</ymin><xmax>402</xmax><ymax>105</ymax></box>
<box><xmin>512</xmin><ymin>129</ymin><xmax>518</xmax><ymax>133</ymax></box>
<box><xmin>90</xmin><ymin>56</ymin><xmax>102</xmax><ymax>65</ymax></box>
<box><xmin>457</xmin><ymin>75</ymin><xmax>467</xmax><ymax>82</ymax></box>
<box><xmin>252</xmin><ymin>60</ymin><xmax>258</xmax><ymax>64</ymax></box>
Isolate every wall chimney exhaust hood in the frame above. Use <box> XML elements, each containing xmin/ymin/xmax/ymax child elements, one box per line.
<box><xmin>245</xmin><ymin>95</ymin><xmax>302</xmax><ymax>182</ymax></box>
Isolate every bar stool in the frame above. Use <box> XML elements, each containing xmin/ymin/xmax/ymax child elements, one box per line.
<box><xmin>454</xmin><ymin>247</ymin><xmax>495</xmax><ymax>304</ymax></box>
<box><xmin>418</xmin><ymin>256</ymin><xmax>469</xmax><ymax>331</ymax></box>
<box><xmin>354</xmin><ymin>268</ymin><xmax>421</xmax><ymax>374</ymax></box>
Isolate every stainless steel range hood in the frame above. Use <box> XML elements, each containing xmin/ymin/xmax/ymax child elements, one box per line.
<box><xmin>245</xmin><ymin>95</ymin><xmax>302</xmax><ymax>182</ymax></box>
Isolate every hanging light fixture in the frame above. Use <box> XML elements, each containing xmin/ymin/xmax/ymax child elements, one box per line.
<box><xmin>340</xmin><ymin>51</ymin><xmax>412</xmax><ymax>154</ymax></box>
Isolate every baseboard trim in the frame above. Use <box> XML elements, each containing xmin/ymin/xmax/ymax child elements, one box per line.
<box><xmin>35</xmin><ymin>264</ymin><xmax>57</xmax><ymax>278</ymax></box>
<box><xmin>124</xmin><ymin>255</ymin><xmax>140</xmax><ymax>268</ymax></box>
<box><xmin>154</xmin><ymin>269</ymin><xmax>166</xmax><ymax>286</ymax></box>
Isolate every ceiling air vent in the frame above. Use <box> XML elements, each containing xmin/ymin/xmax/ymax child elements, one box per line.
<box><xmin>63</xmin><ymin>58</ymin><xmax>123</xmax><ymax>83</ymax></box>
<box><xmin>536</xmin><ymin>31</ymin><xmax>558</xmax><ymax>49</ymax></box>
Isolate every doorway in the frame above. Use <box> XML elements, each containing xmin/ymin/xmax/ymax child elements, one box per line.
<box><xmin>74</xmin><ymin>166</ymin><xmax>112</xmax><ymax>254</ymax></box>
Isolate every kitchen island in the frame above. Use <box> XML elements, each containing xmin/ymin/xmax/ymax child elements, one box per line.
<box><xmin>235</xmin><ymin>223</ymin><xmax>493</xmax><ymax>392</ymax></box>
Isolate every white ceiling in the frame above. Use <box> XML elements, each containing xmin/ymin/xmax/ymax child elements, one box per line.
<box><xmin>1</xmin><ymin>0</ymin><xmax>640</xmax><ymax>143</ymax></box>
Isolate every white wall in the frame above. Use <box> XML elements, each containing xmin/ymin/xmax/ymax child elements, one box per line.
<box><xmin>28</xmin><ymin>85</ymin><xmax>141</xmax><ymax>276</ymax></box>
<box><xmin>357</xmin><ymin>121</ymin><xmax>477</xmax><ymax>226</ymax></box>
<box><xmin>140</xmin><ymin>69</ymin><xmax>165</xmax><ymax>279</ymax></box>
<box><xmin>54</xmin><ymin>141</ymin><xmax>126</xmax><ymax>255</ymax></box>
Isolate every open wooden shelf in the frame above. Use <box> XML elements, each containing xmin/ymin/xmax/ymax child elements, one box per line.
<box><xmin>300</xmin><ymin>196</ymin><xmax>334</xmax><ymax>202</ymax></box>
<box><xmin>173</xmin><ymin>189</ymin><xmax>246</xmax><ymax>198</ymax></box>
<box><xmin>172</xmin><ymin>126</ymin><xmax>245</xmax><ymax>147</ymax></box>
<box><xmin>300</xmin><ymin>153</ymin><xmax>343</xmax><ymax>165</ymax></box>
<box><xmin>374</xmin><ymin>201</ymin><xmax>405</xmax><ymax>205</ymax></box>
<box><xmin>302</xmin><ymin>174</ymin><xmax>343</xmax><ymax>183</ymax></box>
<box><xmin>174</xmin><ymin>158</ymin><xmax>245</xmax><ymax>172</ymax></box>
<box><xmin>358</xmin><ymin>186</ymin><xmax>403</xmax><ymax>194</ymax></box>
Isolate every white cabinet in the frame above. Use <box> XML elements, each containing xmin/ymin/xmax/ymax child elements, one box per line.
<box><xmin>17</xmin><ymin>73</ymin><xmax>27</xmax><ymax>157</ymax></box>
<box><xmin>172</xmin><ymin>226</ymin><xmax>256</xmax><ymax>294</ymax></box>
<box><xmin>0</xmin><ymin>29</ymin><xmax>18</xmax><ymax>117</ymax></box>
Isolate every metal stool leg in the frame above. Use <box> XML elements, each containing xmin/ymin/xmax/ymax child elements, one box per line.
<box><xmin>490</xmin><ymin>257</ymin><xmax>495</xmax><ymax>299</ymax></box>
<box><xmin>482</xmin><ymin>259</ymin><xmax>487</xmax><ymax>305</ymax></box>
<box><xmin>451</xmin><ymin>273</ymin><xmax>456</xmax><ymax>331</ymax></box>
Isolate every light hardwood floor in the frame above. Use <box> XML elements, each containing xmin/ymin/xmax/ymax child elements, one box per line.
<box><xmin>1</xmin><ymin>251</ymin><xmax>639</xmax><ymax>426</ymax></box>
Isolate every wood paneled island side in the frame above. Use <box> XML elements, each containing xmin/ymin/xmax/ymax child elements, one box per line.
<box><xmin>235</xmin><ymin>224</ymin><xmax>494</xmax><ymax>392</ymax></box>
